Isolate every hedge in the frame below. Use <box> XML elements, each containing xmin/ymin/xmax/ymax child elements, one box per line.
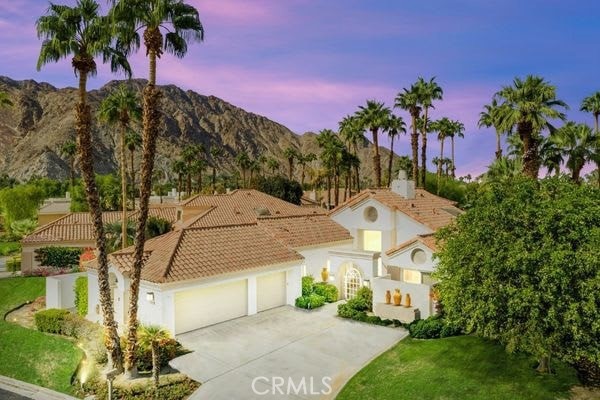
<box><xmin>295</xmin><ymin>293</ymin><xmax>326</xmax><ymax>309</ymax></box>
<box><xmin>74</xmin><ymin>276</ymin><xmax>88</xmax><ymax>316</ymax></box>
<box><xmin>407</xmin><ymin>315</ymin><xmax>462</xmax><ymax>339</ymax></box>
<box><xmin>34</xmin><ymin>246</ymin><xmax>83</xmax><ymax>268</ymax></box>
<box><xmin>35</xmin><ymin>308</ymin><xmax>70</xmax><ymax>334</ymax></box>
<box><xmin>313</xmin><ymin>282</ymin><xmax>338</xmax><ymax>302</ymax></box>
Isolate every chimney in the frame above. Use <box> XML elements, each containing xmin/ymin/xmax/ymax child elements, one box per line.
<box><xmin>391</xmin><ymin>170</ymin><xmax>415</xmax><ymax>199</ymax></box>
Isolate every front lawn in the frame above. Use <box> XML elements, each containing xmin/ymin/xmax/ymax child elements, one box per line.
<box><xmin>337</xmin><ymin>336</ymin><xmax>579</xmax><ymax>400</ymax></box>
<box><xmin>0</xmin><ymin>277</ymin><xmax>83</xmax><ymax>394</ymax></box>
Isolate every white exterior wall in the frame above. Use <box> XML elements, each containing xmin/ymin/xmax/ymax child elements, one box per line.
<box><xmin>394</xmin><ymin>213</ymin><xmax>431</xmax><ymax>245</ymax></box>
<box><xmin>137</xmin><ymin>281</ymin><xmax>166</xmax><ymax>328</ymax></box>
<box><xmin>298</xmin><ymin>241</ymin><xmax>352</xmax><ymax>278</ymax></box>
<box><xmin>45</xmin><ymin>272</ymin><xmax>87</xmax><ymax>309</ymax></box>
<box><xmin>85</xmin><ymin>267</ymin><xmax>128</xmax><ymax>331</ymax></box>
<box><xmin>386</xmin><ymin>243</ymin><xmax>437</xmax><ymax>273</ymax></box>
<box><xmin>86</xmin><ymin>270</ymin><xmax>101</xmax><ymax>323</ymax></box>
<box><xmin>372</xmin><ymin>276</ymin><xmax>432</xmax><ymax>319</ymax></box>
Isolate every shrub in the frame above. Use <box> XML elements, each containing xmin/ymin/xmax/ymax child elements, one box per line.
<box><xmin>355</xmin><ymin>286</ymin><xmax>373</xmax><ymax>311</ymax></box>
<box><xmin>295</xmin><ymin>293</ymin><xmax>326</xmax><ymax>310</ymax></box>
<box><xmin>301</xmin><ymin>275</ymin><xmax>315</xmax><ymax>296</ymax></box>
<box><xmin>35</xmin><ymin>308</ymin><xmax>70</xmax><ymax>334</ymax></box>
<box><xmin>408</xmin><ymin>315</ymin><xmax>462</xmax><ymax>339</ymax></box>
<box><xmin>74</xmin><ymin>276</ymin><xmax>88</xmax><ymax>316</ymax></box>
<box><xmin>133</xmin><ymin>337</ymin><xmax>187</xmax><ymax>372</ymax></box>
<box><xmin>313</xmin><ymin>282</ymin><xmax>338</xmax><ymax>302</ymax></box>
<box><xmin>6</xmin><ymin>256</ymin><xmax>21</xmax><ymax>273</ymax></box>
<box><xmin>10</xmin><ymin>219</ymin><xmax>37</xmax><ymax>238</ymax></box>
<box><xmin>34</xmin><ymin>246</ymin><xmax>83</xmax><ymax>268</ymax></box>
<box><xmin>91</xmin><ymin>377</ymin><xmax>199</xmax><ymax>400</ymax></box>
<box><xmin>22</xmin><ymin>266</ymin><xmax>74</xmax><ymax>277</ymax></box>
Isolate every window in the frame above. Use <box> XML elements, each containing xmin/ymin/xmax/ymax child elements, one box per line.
<box><xmin>363</xmin><ymin>206</ymin><xmax>378</xmax><ymax>222</ymax></box>
<box><xmin>403</xmin><ymin>269</ymin><xmax>421</xmax><ymax>284</ymax></box>
<box><xmin>362</xmin><ymin>230</ymin><xmax>382</xmax><ymax>252</ymax></box>
<box><xmin>345</xmin><ymin>268</ymin><xmax>362</xmax><ymax>299</ymax></box>
<box><xmin>411</xmin><ymin>248</ymin><xmax>427</xmax><ymax>265</ymax></box>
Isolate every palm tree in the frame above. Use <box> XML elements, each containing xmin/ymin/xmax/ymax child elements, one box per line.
<box><xmin>36</xmin><ymin>0</ymin><xmax>131</xmax><ymax>372</ymax></box>
<box><xmin>137</xmin><ymin>325</ymin><xmax>170</xmax><ymax>386</ymax></box>
<box><xmin>339</xmin><ymin>114</ymin><xmax>367</xmax><ymax>191</ymax></box>
<box><xmin>485</xmin><ymin>157</ymin><xmax>523</xmax><ymax>182</ymax></box>
<box><xmin>111</xmin><ymin>0</ymin><xmax>204</xmax><ymax>376</ymax></box>
<box><xmin>540</xmin><ymin>136</ymin><xmax>563</xmax><ymax>177</ymax></box>
<box><xmin>416</xmin><ymin>77</ymin><xmax>443</xmax><ymax>187</ymax></box>
<box><xmin>98</xmin><ymin>85</ymin><xmax>141</xmax><ymax>249</ymax></box>
<box><xmin>494</xmin><ymin>75</ymin><xmax>568</xmax><ymax>179</ymax></box>
<box><xmin>297</xmin><ymin>152</ymin><xmax>316</xmax><ymax>188</ymax></box>
<box><xmin>449</xmin><ymin>120</ymin><xmax>465</xmax><ymax>178</ymax></box>
<box><xmin>209</xmin><ymin>145</ymin><xmax>223</xmax><ymax>193</ymax></box>
<box><xmin>125</xmin><ymin>130</ymin><xmax>142</xmax><ymax>208</ymax></box>
<box><xmin>479</xmin><ymin>99</ymin><xmax>506</xmax><ymax>160</ymax></box>
<box><xmin>552</xmin><ymin>122</ymin><xmax>595</xmax><ymax>183</ymax></box>
<box><xmin>395</xmin><ymin>85</ymin><xmax>422</xmax><ymax>184</ymax></box>
<box><xmin>266</xmin><ymin>157</ymin><xmax>280</xmax><ymax>175</ymax></box>
<box><xmin>386</xmin><ymin>114</ymin><xmax>406</xmax><ymax>187</ymax></box>
<box><xmin>192</xmin><ymin>158</ymin><xmax>206</xmax><ymax>193</ymax></box>
<box><xmin>236</xmin><ymin>151</ymin><xmax>251</xmax><ymax>187</ymax></box>
<box><xmin>283</xmin><ymin>147</ymin><xmax>299</xmax><ymax>180</ymax></box>
<box><xmin>105</xmin><ymin>220</ymin><xmax>135</xmax><ymax>252</ymax></box>
<box><xmin>581</xmin><ymin>92</ymin><xmax>600</xmax><ymax>133</ymax></box>
<box><xmin>429</xmin><ymin>118</ymin><xmax>451</xmax><ymax>193</ymax></box>
<box><xmin>317</xmin><ymin>129</ymin><xmax>343</xmax><ymax>208</ymax></box>
<box><xmin>171</xmin><ymin>159</ymin><xmax>186</xmax><ymax>199</ymax></box>
<box><xmin>355</xmin><ymin>100</ymin><xmax>391</xmax><ymax>188</ymax></box>
<box><xmin>61</xmin><ymin>140</ymin><xmax>78</xmax><ymax>189</ymax></box>
<box><xmin>0</xmin><ymin>91</ymin><xmax>13</xmax><ymax>108</ymax></box>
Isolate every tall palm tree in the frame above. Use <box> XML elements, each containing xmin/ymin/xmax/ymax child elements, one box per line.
<box><xmin>125</xmin><ymin>130</ymin><xmax>142</xmax><ymax>208</ymax></box>
<box><xmin>36</xmin><ymin>0</ymin><xmax>131</xmax><ymax>372</ymax></box>
<box><xmin>355</xmin><ymin>100</ymin><xmax>391</xmax><ymax>188</ymax></box>
<box><xmin>429</xmin><ymin>117</ymin><xmax>452</xmax><ymax>193</ymax></box>
<box><xmin>580</xmin><ymin>92</ymin><xmax>600</xmax><ymax>133</ymax></box>
<box><xmin>540</xmin><ymin>136</ymin><xmax>563</xmax><ymax>177</ymax></box>
<box><xmin>395</xmin><ymin>85</ymin><xmax>422</xmax><ymax>184</ymax></box>
<box><xmin>181</xmin><ymin>144</ymin><xmax>200</xmax><ymax>194</ymax></box>
<box><xmin>266</xmin><ymin>157</ymin><xmax>280</xmax><ymax>175</ymax></box>
<box><xmin>386</xmin><ymin>114</ymin><xmax>406</xmax><ymax>187</ymax></box>
<box><xmin>98</xmin><ymin>85</ymin><xmax>141</xmax><ymax>249</ymax></box>
<box><xmin>257</xmin><ymin>154</ymin><xmax>268</xmax><ymax>177</ymax></box>
<box><xmin>192</xmin><ymin>158</ymin><xmax>206</xmax><ymax>193</ymax></box>
<box><xmin>171</xmin><ymin>159</ymin><xmax>186</xmax><ymax>199</ymax></box>
<box><xmin>297</xmin><ymin>152</ymin><xmax>316</xmax><ymax>188</ymax></box>
<box><xmin>339</xmin><ymin>114</ymin><xmax>367</xmax><ymax>191</ymax></box>
<box><xmin>479</xmin><ymin>99</ymin><xmax>506</xmax><ymax>160</ymax></box>
<box><xmin>209</xmin><ymin>145</ymin><xmax>223</xmax><ymax>193</ymax></box>
<box><xmin>137</xmin><ymin>325</ymin><xmax>170</xmax><ymax>386</ymax></box>
<box><xmin>449</xmin><ymin>120</ymin><xmax>465</xmax><ymax>178</ymax></box>
<box><xmin>283</xmin><ymin>146</ymin><xmax>299</xmax><ymax>180</ymax></box>
<box><xmin>61</xmin><ymin>140</ymin><xmax>78</xmax><ymax>189</ymax></box>
<box><xmin>416</xmin><ymin>77</ymin><xmax>443</xmax><ymax>187</ymax></box>
<box><xmin>111</xmin><ymin>0</ymin><xmax>204</xmax><ymax>376</ymax></box>
<box><xmin>494</xmin><ymin>75</ymin><xmax>568</xmax><ymax>179</ymax></box>
<box><xmin>235</xmin><ymin>151</ymin><xmax>251</xmax><ymax>187</ymax></box>
<box><xmin>0</xmin><ymin>91</ymin><xmax>13</xmax><ymax>108</ymax></box>
<box><xmin>317</xmin><ymin>129</ymin><xmax>343</xmax><ymax>208</ymax></box>
<box><xmin>552</xmin><ymin>122</ymin><xmax>595</xmax><ymax>183</ymax></box>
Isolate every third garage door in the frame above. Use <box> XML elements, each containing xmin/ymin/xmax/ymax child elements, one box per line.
<box><xmin>257</xmin><ymin>271</ymin><xmax>286</xmax><ymax>312</ymax></box>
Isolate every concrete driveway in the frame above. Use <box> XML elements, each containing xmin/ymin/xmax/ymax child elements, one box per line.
<box><xmin>170</xmin><ymin>303</ymin><xmax>407</xmax><ymax>399</ymax></box>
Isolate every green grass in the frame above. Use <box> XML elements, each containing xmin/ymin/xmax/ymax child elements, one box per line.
<box><xmin>0</xmin><ymin>277</ymin><xmax>83</xmax><ymax>394</ymax></box>
<box><xmin>0</xmin><ymin>241</ymin><xmax>20</xmax><ymax>256</ymax></box>
<box><xmin>337</xmin><ymin>336</ymin><xmax>579</xmax><ymax>400</ymax></box>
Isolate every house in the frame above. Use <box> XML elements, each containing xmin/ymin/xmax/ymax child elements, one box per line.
<box><xmin>21</xmin><ymin>205</ymin><xmax>178</xmax><ymax>272</ymax></box>
<box><xmin>328</xmin><ymin>170</ymin><xmax>462</xmax><ymax>320</ymax></box>
<box><xmin>83</xmin><ymin>190</ymin><xmax>353</xmax><ymax>334</ymax></box>
<box><xmin>37</xmin><ymin>196</ymin><xmax>72</xmax><ymax>226</ymax></box>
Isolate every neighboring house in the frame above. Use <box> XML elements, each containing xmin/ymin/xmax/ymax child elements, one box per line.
<box><xmin>329</xmin><ymin>170</ymin><xmax>462</xmax><ymax>320</ymax></box>
<box><xmin>37</xmin><ymin>196</ymin><xmax>72</xmax><ymax>226</ymax></box>
<box><xmin>21</xmin><ymin>205</ymin><xmax>178</xmax><ymax>272</ymax></box>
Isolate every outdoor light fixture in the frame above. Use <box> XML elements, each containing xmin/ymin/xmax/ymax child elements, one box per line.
<box><xmin>363</xmin><ymin>280</ymin><xmax>371</xmax><ymax>288</ymax></box>
<box><xmin>146</xmin><ymin>292</ymin><xmax>155</xmax><ymax>303</ymax></box>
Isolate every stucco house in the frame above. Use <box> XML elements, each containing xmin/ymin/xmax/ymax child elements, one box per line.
<box><xmin>328</xmin><ymin>170</ymin><xmax>462</xmax><ymax>320</ymax></box>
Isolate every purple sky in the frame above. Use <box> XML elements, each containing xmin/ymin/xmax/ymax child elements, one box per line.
<box><xmin>1</xmin><ymin>0</ymin><xmax>599</xmax><ymax>176</ymax></box>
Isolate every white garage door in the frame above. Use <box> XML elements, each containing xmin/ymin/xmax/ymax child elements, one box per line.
<box><xmin>257</xmin><ymin>271</ymin><xmax>287</xmax><ymax>312</ymax></box>
<box><xmin>174</xmin><ymin>280</ymin><xmax>248</xmax><ymax>334</ymax></box>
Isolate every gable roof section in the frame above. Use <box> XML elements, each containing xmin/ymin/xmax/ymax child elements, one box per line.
<box><xmin>23</xmin><ymin>206</ymin><xmax>179</xmax><ymax>244</ymax></box>
<box><xmin>386</xmin><ymin>233</ymin><xmax>439</xmax><ymax>256</ymax></box>
<box><xmin>256</xmin><ymin>214</ymin><xmax>353</xmax><ymax>248</ymax></box>
<box><xmin>330</xmin><ymin>188</ymin><xmax>462</xmax><ymax>231</ymax></box>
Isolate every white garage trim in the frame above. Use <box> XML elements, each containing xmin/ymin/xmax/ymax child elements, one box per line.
<box><xmin>257</xmin><ymin>271</ymin><xmax>287</xmax><ymax>312</ymax></box>
<box><xmin>174</xmin><ymin>280</ymin><xmax>248</xmax><ymax>334</ymax></box>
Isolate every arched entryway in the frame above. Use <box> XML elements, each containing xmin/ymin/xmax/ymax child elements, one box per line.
<box><xmin>344</xmin><ymin>267</ymin><xmax>362</xmax><ymax>300</ymax></box>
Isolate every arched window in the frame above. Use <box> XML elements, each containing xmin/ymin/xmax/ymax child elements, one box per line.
<box><xmin>344</xmin><ymin>267</ymin><xmax>362</xmax><ymax>299</ymax></box>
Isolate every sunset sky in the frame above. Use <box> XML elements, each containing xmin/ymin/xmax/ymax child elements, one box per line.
<box><xmin>1</xmin><ymin>0</ymin><xmax>599</xmax><ymax>176</ymax></box>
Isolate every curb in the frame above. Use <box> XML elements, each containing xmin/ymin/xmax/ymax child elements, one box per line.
<box><xmin>0</xmin><ymin>375</ymin><xmax>79</xmax><ymax>400</ymax></box>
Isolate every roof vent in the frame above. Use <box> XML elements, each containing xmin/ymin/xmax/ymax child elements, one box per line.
<box><xmin>390</xmin><ymin>170</ymin><xmax>416</xmax><ymax>199</ymax></box>
<box><xmin>255</xmin><ymin>207</ymin><xmax>271</xmax><ymax>216</ymax></box>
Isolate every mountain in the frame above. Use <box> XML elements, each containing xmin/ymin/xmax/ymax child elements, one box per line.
<box><xmin>0</xmin><ymin>76</ymin><xmax>387</xmax><ymax>184</ymax></box>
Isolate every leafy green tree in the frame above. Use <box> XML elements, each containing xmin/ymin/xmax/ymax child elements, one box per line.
<box><xmin>435</xmin><ymin>177</ymin><xmax>600</xmax><ymax>378</ymax></box>
<box><xmin>137</xmin><ymin>325</ymin><xmax>170</xmax><ymax>386</ymax></box>
<box><xmin>395</xmin><ymin>85</ymin><xmax>422</xmax><ymax>184</ymax></box>
<box><xmin>484</xmin><ymin>157</ymin><xmax>523</xmax><ymax>183</ymax></box>
<box><xmin>494</xmin><ymin>76</ymin><xmax>568</xmax><ymax>179</ymax></box>
<box><xmin>10</xmin><ymin>219</ymin><xmax>38</xmax><ymax>239</ymax></box>
<box><xmin>355</xmin><ymin>100</ymin><xmax>391</xmax><ymax>188</ymax></box>
<box><xmin>416</xmin><ymin>77</ymin><xmax>443</xmax><ymax>187</ymax></box>
<box><xmin>0</xmin><ymin>185</ymin><xmax>45</xmax><ymax>231</ymax></box>
<box><xmin>105</xmin><ymin>220</ymin><xmax>135</xmax><ymax>252</ymax></box>
<box><xmin>36</xmin><ymin>0</ymin><xmax>131</xmax><ymax>370</ymax></box>
<box><xmin>254</xmin><ymin>175</ymin><xmax>303</xmax><ymax>205</ymax></box>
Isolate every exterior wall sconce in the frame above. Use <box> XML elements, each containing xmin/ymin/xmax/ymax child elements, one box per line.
<box><xmin>363</xmin><ymin>280</ymin><xmax>371</xmax><ymax>288</ymax></box>
<box><xmin>146</xmin><ymin>292</ymin><xmax>155</xmax><ymax>304</ymax></box>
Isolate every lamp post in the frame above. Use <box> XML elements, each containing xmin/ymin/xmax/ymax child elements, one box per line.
<box><xmin>106</xmin><ymin>368</ymin><xmax>119</xmax><ymax>400</ymax></box>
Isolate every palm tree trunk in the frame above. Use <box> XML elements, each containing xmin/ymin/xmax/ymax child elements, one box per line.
<box><xmin>420</xmin><ymin>108</ymin><xmax>429</xmax><ymax>188</ymax></box>
<box><xmin>372</xmin><ymin>128</ymin><xmax>381</xmax><ymax>187</ymax></box>
<box><xmin>288</xmin><ymin>159</ymin><xmax>293</xmax><ymax>180</ymax></box>
<box><xmin>120</xmin><ymin>124</ymin><xmax>128</xmax><ymax>250</ymax></box>
<box><xmin>353</xmin><ymin>143</ymin><xmax>360</xmax><ymax>192</ymax></box>
<box><xmin>125</xmin><ymin>40</ymin><xmax>163</xmax><ymax>376</ymax></box>
<box><xmin>438</xmin><ymin>139</ymin><xmax>444</xmax><ymax>195</ymax></box>
<box><xmin>451</xmin><ymin>136</ymin><xmax>456</xmax><ymax>178</ymax></box>
<box><xmin>410</xmin><ymin>113</ymin><xmax>419</xmax><ymax>184</ymax></box>
<box><xmin>301</xmin><ymin>165</ymin><xmax>306</xmax><ymax>187</ymax></box>
<box><xmin>387</xmin><ymin>135</ymin><xmax>395</xmax><ymax>187</ymax></box>
<box><xmin>334</xmin><ymin>162</ymin><xmax>339</xmax><ymax>206</ymax></box>
<box><xmin>212</xmin><ymin>166</ymin><xmax>217</xmax><ymax>193</ymax></box>
<box><xmin>75</xmin><ymin>68</ymin><xmax>123</xmax><ymax>372</ymax></box>
<box><xmin>326</xmin><ymin>174</ymin><xmax>331</xmax><ymax>210</ymax></box>
<box><xmin>152</xmin><ymin>341</ymin><xmax>160</xmax><ymax>387</ymax></box>
<box><xmin>130</xmin><ymin>149</ymin><xmax>135</xmax><ymax>210</ymax></box>
<box><xmin>495</xmin><ymin>131</ymin><xmax>502</xmax><ymax>159</ymax></box>
<box><xmin>197</xmin><ymin>170</ymin><xmax>202</xmax><ymax>193</ymax></box>
<box><xmin>595</xmin><ymin>113</ymin><xmax>599</xmax><ymax>134</ymax></box>
<box><xmin>70</xmin><ymin>158</ymin><xmax>76</xmax><ymax>190</ymax></box>
<box><xmin>519</xmin><ymin>122</ymin><xmax>540</xmax><ymax>179</ymax></box>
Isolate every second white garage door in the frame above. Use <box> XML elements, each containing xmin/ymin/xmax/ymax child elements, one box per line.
<box><xmin>174</xmin><ymin>280</ymin><xmax>248</xmax><ymax>334</ymax></box>
<box><xmin>257</xmin><ymin>271</ymin><xmax>287</xmax><ymax>312</ymax></box>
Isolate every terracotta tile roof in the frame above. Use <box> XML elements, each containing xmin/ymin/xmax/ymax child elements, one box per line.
<box><xmin>100</xmin><ymin>223</ymin><xmax>304</xmax><ymax>284</ymax></box>
<box><xmin>257</xmin><ymin>214</ymin><xmax>353</xmax><ymax>248</ymax></box>
<box><xmin>386</xmin><ymin>233</ymin><xmax>439</xmax><ymax>256</ymax></box>
<box><xmin>330</xmin><ymin>188</ymin><xmax>462</xmax><ymax>231</ymax></box>
<box><xmin>22</xmin><ymin>206</ymin><xmax>179</xmax><ymax>244</ymax></box>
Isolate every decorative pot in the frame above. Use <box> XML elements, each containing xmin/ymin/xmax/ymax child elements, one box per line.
<box><xmin>404</xmin><ymin>293</ymin><xmax>412</xmax><ymax>308</ymax></box>
<box><xmin>393</xmin><ymin>289</ymin><xmax>402</xmax><ymax>306</ymax></box>
<box><xmin>321</xmin><ymin>267</ymin><xmax>329</xmax><ymax>282</ymax></box>
<box><xmin>385</xmin><ymin>290</ymin><xmax>391</xmax><ymax>304</ymax></box>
